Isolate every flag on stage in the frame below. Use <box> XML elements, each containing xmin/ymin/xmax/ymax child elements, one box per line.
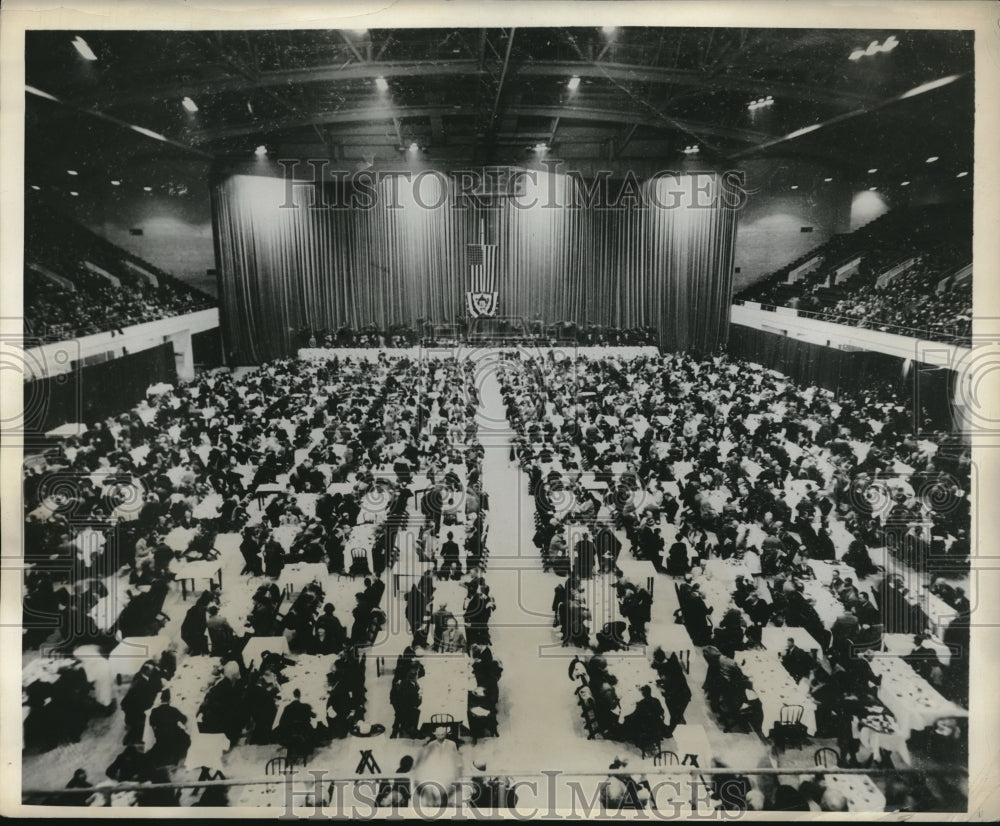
<box><xmin>467</xmin><ymin>239</ymin><xmax>498</xmax><ymax>317</ymax></box>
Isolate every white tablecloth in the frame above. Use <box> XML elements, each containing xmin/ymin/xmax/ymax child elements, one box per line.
<box><xmin>869</xmin><ymin>655</ymin><xmax>967</xmax><ymax>735</ymax></box>
<box><xmin>738</xmin><ymin>650</ymin><xmax>817</xmax><ymax>735</ymax></box>
<box><xmin>824</xmin><ymin>773</ymin><xmax>887</xmax><ymax>812</ymax></box>
<box><xmin>416</xmin><ymin>654</ymin><xmax>475</xmax><ymax>729</ymax></box>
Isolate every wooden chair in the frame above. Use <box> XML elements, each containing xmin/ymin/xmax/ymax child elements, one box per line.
<box><xmin>771</xmin><ymin>704</ymin><xmax>808</xmax><ymax>750</ymax></box>
<box><xmin>653</xmin><ymin>750</ymin><xmax>680</xmax><ymax>766</ymax></box>
<box><xmin>814</xmin><ymin>746</ymin><xmax>841</xmax><ymax>769</ymax></box>
<box><xmin>265</xmin><ymin>756</ymin><xmax>294</xmax><ymax>775</ymax></box>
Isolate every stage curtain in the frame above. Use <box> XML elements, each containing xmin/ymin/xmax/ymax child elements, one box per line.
<box><xmin>213</xmin><ymin>170</ymin><xmax>737</xmax><ymax>363</ymax></box>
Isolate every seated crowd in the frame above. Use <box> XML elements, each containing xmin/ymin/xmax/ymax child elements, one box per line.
<box><xmin>498</xmin><ymin>347</ymin><xmax>969</xmax><ymax>804</ymax></box>
<box><xmin>22</xmin><ymin>353</ymin><xmax>502</xmax><ymax>806</ymax></box>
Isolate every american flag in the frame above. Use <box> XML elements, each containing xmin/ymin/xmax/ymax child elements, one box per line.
<box><xmin>468</xmin><ymin>243</ymin><xmax>498</xmax><ymax>293</ymax></box>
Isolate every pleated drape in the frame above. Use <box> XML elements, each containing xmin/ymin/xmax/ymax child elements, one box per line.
<box><xmin>213</xmin><ymin>170</ymin><xmax>737</xmax><ymax>364</ymax></box>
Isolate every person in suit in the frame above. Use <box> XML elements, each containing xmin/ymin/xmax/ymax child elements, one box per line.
<box><xmin>206</xmin><ymin>604</ymin><xmax>237</xmax><ymax>658</ymax></box>
<box><xmin>622</xmin><ymin>685</ymin><xmax>665</xmax><ymax>746</ymax></box>
<box><xmin>275</xmin><ymin>688</ymin><xmax>317</xmax><ymax>761</ymax></box>
<box><xmin>120</xmin><ymin>661</ymin><xmax>162</xmax><ymax>745</ymax></box>
<box><xmin>780</xmin><ymin>637</ymin><xmax>816</xmax><ymax>683</ymax></box>
<box><xmin>439</xmin><ymin>531</ymin><xmax>462</xmax><ymax>580</ymax></box>
<box><xmin>146</xmin><ymin>690</ymin><xmax>190</xmax><ymax>769</ymax></box>
<box><xmin>574</xmin><ymin>532</ymin><xmax>598</xmax><ymax>580</ymax></box>
<box><xmin>314</xmin><ymin>603</ymin><xmax>347</xmax><ymax>655</ymax></box>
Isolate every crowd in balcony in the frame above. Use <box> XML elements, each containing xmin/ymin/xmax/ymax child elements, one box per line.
<box><xmin>23</xmin><ymin>204</ymin><xmax>215</xmax><ymax>342</ymax></box>
<box><xmin>737</xmin><ymin>205</ymin><xmax>973</xmax><ymax>345</ymax></box>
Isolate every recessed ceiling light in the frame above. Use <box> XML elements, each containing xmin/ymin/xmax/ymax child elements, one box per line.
<box><xmin>956</xmin><ymin>171</ymin><xmax>968</xmax><ymax>178</ymax></box>
<box><xmin>926</xmin><ymin>156</ymin><xmax>939</xmax><ymax>163</ymax></box>
<box><xmin>143</xmin><ymin>186</ymin><xmax>152</xmax><ymax>192</ymax></box>
<box><xmin>567</xmin><ymin>76</ymin><xmax>581</xmax><ymax>91</ymax></box>
<box><xmin>901</xmin><ymin>181</ymin><xmax>911</xmax><ymax>186</ymax></box>
<box><xmin>69</xmin><ymin>191</ymin><xmax>79</xmax><ymax>197</ymax></box>
<box><xmin>67</xmin><ymin>169</ymin><xmax>78</xmax><ymax>176</ymax></box>
<box><xmin>790</xmin><ymin>185</ymin><xmax>799</xmax><ymax>190</ymax></box>
<box><xmin>375</xmin><ymin>77</ymin><xmax>389</xmax><ymax>92</ymax></box>
<box><xmin>181</xmin><ymin>97</ymin><xmax>198</xmax><ymax>113</ymax></box>
<box><xmin>110</xmin><ymin>180</ymin><xmax>121</xmax><ymax>186</ymax></box>
<box><xmin>824</xmin><ymin>177</ymin><xmax>833</xmax><ymax>182</ymax></box>
<box><xmin>71</xmin><ymin>36</ymin><xmax>98</xmax><ymax>61</ymax></box>
<box><xmin>868</xmin><ymin>168</ymin><xmax>878</xmax><ymax>174</ymax></box>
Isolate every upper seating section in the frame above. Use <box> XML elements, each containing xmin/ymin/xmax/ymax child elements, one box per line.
<box><xmin>23</xmin><ymin>203</ymin><xmax>215</xmax><ymax>341</ymax></box>
<box><xmin>735</xmin><ymin>204</ymin><xmax>973</xmax><ymax>345</ymax></box>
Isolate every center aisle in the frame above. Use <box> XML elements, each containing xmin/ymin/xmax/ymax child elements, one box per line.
<box><xmin>471</xmin><ymin>354</ymin><xmax>628</xmax><ymax>777</ymax></box>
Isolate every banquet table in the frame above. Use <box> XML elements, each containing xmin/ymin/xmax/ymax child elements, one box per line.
<box><xmin>670</xmin><ymin>724</ymin><xmax>714</xmax><ymax>768</ymax></box>
<box><xmin>164</xmin><ymin>526</ymin><xmax>198</xmax><ymax>553</ymax></box>
<box><xmin>109</xmin><ymin>636</ymin><xmax>171</xmax><ymax>681</ymax></box>
<box><xmin>88</xmin><ymin>573</ymin><xmax>133</xmax><ymax>632</ymax></box>
<box><xmin>415</xmin><ymin>653</ymin><xmax>476</xmax><ymax>730</ymax></box>
<box><xmin>823</xmin><ymin>774</ymin><xmax>887</xmax><ymax>812</ymax></box>
<box><xmin>738</xmin><ymin>650</ymin><xmax>818</xmax><ymax>735</ymax></box>
<box><xmin>868</xmin><ymin>654</ymin><xmax>967</xmax><ymax>735</ymax></box>
<box><xmin>881</xmin><ymin>632</ymin><xmax>953</xmax><ymax>667</ymax></box>
<box><xmin>760</xmin><ymin>626</ymin><xmax>829</xmax><ymax>672</ymax></box>
<box><xmin>601</xmin><ymin>652</ymin><xmax>659</xmax><ymax>720</ymax></box>
<box><xmin>242</xmin><ymin>636</ymin><xmax>292</xmax><ymax>670</ymax></box>
<box><xmin>144</xmin><ymin>656</ymin><xmax>219</xmax><ymax>747</ymax></box>
<box><xmin>274</xmin><ymin>655</ymin><xmax>337</xmax><ymax>730</ymax></box>
<box><xmin>173</xmin><ymin>559</ymin><xmax>223</xmax><ymax>600</ymax></box>
<box><xmin>281</xmin><ymin>563</ymin><xmax>329</xmax><ymax>593</ymax></box>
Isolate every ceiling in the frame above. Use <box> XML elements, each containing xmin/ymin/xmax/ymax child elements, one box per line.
<box><xmin>24</xmin><ymin>27</ymin><xmax>974</xmax><ymax>192</ymax></box>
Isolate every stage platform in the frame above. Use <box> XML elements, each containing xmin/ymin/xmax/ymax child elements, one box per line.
<box><xmin>297</xmin><ymin>345</ymin><xmax>660</xmax><ymax>362</ymax></box>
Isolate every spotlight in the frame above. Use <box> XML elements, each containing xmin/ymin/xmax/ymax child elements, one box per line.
<box><xmin>901</xmin><ymin>181</ymin><xmax>911</xmax><ymax>186</ymax></box>
<box><xmin>30</xmin><ymin>185</ymin><xmax>40</xmax><ymax>191</ymax></box>
<box><xmin>375</xmin><ymin>77</ymin><xmax>389</xmax><ymax>92</ymax></box>
<box><xmin>255</xmin><ymin>145</ymin><xmax>268</xmax><ymax>157</ymax></box>
<box><xmin>567</xmin><ymin>76</ymin><xmax>581</xmax><ymax>91</ymax></box>
<box><xmin>69</xmin><ymin>191</ymin><xmax>79</xmax><ymax>197</ymax></box>
<box><xmin>823</xmin><ymin>177</ymin><xmax>833</xmax><ymax>182</ymax></box>
<box><xmin>110</xmin><ymin>180</ymin><xmax>121</xmax><ymax>186</ymax></box>
<box><xmin>926</xmin><ymin>156</ymin><xmax>938</xmax><ymax>163</ymax></box>
<box><xmin>182</xmin><ymin>96</ymin><xmax>199</xmax><ymax>113</ymax></box>
<box><xmin>143</xmin><ymin>186</ymin><xmax>153</xmax><ymax>192</ymax></box>
<box><xmin>67</xmin><ymin>169</ymin><xmax>78</xmax><ymax>176</ymax></box>
<box><xmin>867</xmin><ymin>168</ymin><xmax>878</xmax><ymax>174</ymax></box>
<box><xmin>71</xmin><ymin>36</ymin><xmax>98</xmax><ymax>61</ymax></box>
<box><xmin>956</xmin><ymin>171</ymin><xmax>968</xmax><ymax>178</ymax></box>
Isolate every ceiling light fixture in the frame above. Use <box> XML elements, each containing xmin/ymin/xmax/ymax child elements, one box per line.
<box><xmin>568</xmin><ymin>76</ymin><xmax>581</xmax><ymax>91</ymax></box>
<box><xmin>747</xmin><ymin>96</ymin><xmax>774</xmax><ymax>111</ymax></box>
<box><xmin>534</xmin><ymin>142</ymin><xmax>549</xmax><ymax>152</ymax></box>
<box><xmin>785</xmin><ymin>124</ymin><xmax>822</xmax><ymax>140</ymax></box>
<box><xmin>182</xmin><ymin>96</ymin><xmax>199</xmax><ymax>113</ymax></box>
<box><xmin>131</xmin><ymin>125</ymin><xmax>168</xmax><ymax>142</ymax></box>
<box><xmin>868</xmin><ymin>168</ymin><xmax>878</xmax><ymax>174</ymax></box>
<box><xmin>111</xmin><ymin>180</ymin><xmax>121</xmax><ymax>186</ymax></box>
<box><xmin>69</xmin><ymin>191</ymin><xmax>79</xmax><ymax>197</ymax></box>
<box><xmin>375</xmin><ymin>77</ymin><xmax>389</xmax><ymax>92</ymax></box>
<box><xmin>30</xmin><ymin>185</ymin><xmax>40</xmax><ymax>191</ymax></box>
<box><xmin>900</xmin><ymin>75</ymin><xmax>961</xmax><ymax>99</ymax></box>
<box><xmin>143</xmin><ymin>186</ymin><xmax>153</xmax><ymax>192</ymax></box>
<box><xmin>926</xmin><ymin>156</ymin><xmax>939</xmax><ymax>163</ymax></box>
<box><xmin>602</xmin><ymin>26</ymin><xmax>618</xmax><ymax>36</ymax></box>
<box><xmin>255</xmin><ymin>145</ymin><xmax>268</xmax><ymax>157</ymax></box>
<box><xmin>956</xmin><ymin>171</ymin><xmax>968</xmax><ymax>178</ymax></box>
<box><xmin>901</xmin><ymin>181</ymin><xmax>911</xmax><ymax>186</ymax></box>
<box><xmin>25</xmin><ymin>85</ymin><xmax>59</xmax><ymax>101</ymax></box>
<box><xmin>682</xmin><ymin>144</ymin><xmax>700</xmax><ymax>154</ymax></box>
<box><xmin>849</xmin><ymin>35</ymin><xmax>898</xmax><ymax>61</ymax></box>
<box><xmin>408</xmin><ymin>142</ymin><xmax>419</xmax><ymax>152</ymax></box>
<box><xmin>824</xmin><ymin>177</ymin><xmax>833</xmax><ymax>182</ymax></box>
<box><xmin>67</xmin><ymin>169</ymin><xmax>78</xmax><ymax>176</ymax></box>
<box><xmin>71</xmin><ymin>36</ymin><xmax>98</xmax><ymax>61</ymax></box>
<box><xmin>790</xmin><ymin>185</ymin><xmax>799</xmax><ymax>190</ymax></box>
